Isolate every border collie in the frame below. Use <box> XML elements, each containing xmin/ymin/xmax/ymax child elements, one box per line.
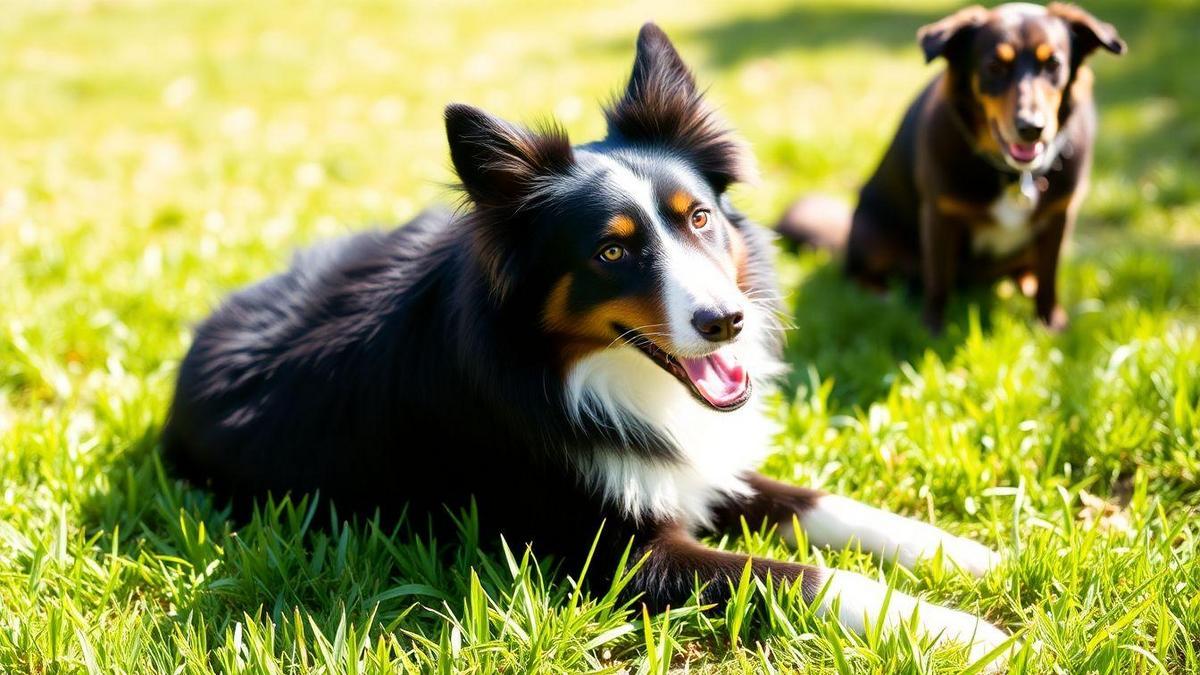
<box><xmin>165</xmin><ymin>23</ymin><xmax>1012</xmax><ymax>666</ymax></box>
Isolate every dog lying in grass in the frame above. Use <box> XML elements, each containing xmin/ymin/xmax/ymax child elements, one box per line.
<box><xmin>165</xmin><ymin>23</ymin><xmax>1013</xmax><ymax>668</ymax></box>
<box><xmin>778</xmin><ymin>2</ymin><xmax>1125</xmax><ymax>332</ymax></box>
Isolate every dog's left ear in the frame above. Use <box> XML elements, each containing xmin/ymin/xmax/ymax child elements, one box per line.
<box><xmin>604</xmin><ymin>23</ymin><xmax>755</xmax><ymax>193</ymax></box>
<box><xmin>1048</xmin><ymin>3</ymin><xmax>1126</xmax><ymax>61</ymax></box>
<box><xmin>918</xmin><ymin>5</ymin><xmax>989</xmax><ymax>64</ymax></box>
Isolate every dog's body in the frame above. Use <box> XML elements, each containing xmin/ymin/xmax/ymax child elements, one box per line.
<box><xmin>778</xmin><ymin>3</ymin><xmax>1124</xmax><ymax>331</ymax></box>
<box><xmin>166</xmin><ymin>24</ymin><xmax>1011</xmax><ymax>666</ymax></box>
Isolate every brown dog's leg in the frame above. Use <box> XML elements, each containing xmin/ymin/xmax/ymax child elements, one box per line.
<box><xmin>1034</xmin><ymin>211</ymin><xmax>1069</xmax><ymax>330</ymax></box>
<box><xmin>919</xmin><ymin>204</ymin><xmax>965</xmax><ymax>332</ymax></box>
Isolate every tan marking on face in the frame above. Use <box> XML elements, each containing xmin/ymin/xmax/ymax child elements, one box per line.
<box><xmin>542</xmin><ymin>273</ymin><xmax>576</xmax><ymax>335</ymax></box>
<box><xmin>996</xmin><ymin>42</ymin><xmax>1016</xmax><ymax>62</ymax></box>
<box><xmin>542</xmin><ymin>273</ymin><xmax>668</xmax><ymax>367</ymax></box>
<box><xmin>1035</xmin><ymin>43</ymin><xmax>1054</xmax><ymax>62</ymax></box>
<box><xmin>669</xmin><ymin>191</ymin><xmax>693</xmax><ymax>217</ymax></box>
<box><xmin>606</xmin><ymin>214</ymin><xmax>636</xmax><ymax>239</ymax></box>
<box><xmin>971</xmin><ymin>75</ymin><xmax>1008</xmax><ymax>153</ymax></box>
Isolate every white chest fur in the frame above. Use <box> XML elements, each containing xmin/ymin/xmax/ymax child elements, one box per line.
<box><xmin>972</xmin><ymin>184</ymin><xmax>1039</xmax><ymax>258</ymax></box>
<box><xmin>565</xmin><ymin>307</ymin><xmax>784</xmax><ymax>530</ymax></box>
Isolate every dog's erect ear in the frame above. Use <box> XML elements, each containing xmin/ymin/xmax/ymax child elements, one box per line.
<box><xmin>445</xmin><ymin>103</ymin><xmax>574</xmax><ymax>209</ymax></box>
<box><xmin>604</xmin><ymin>23</ymin><xmax>755</xmax><ymax>193</ymax></box>
<box><xmin>1048</xmin><ymin>3</ymin><xmax>1126</xmax><ymax>62</ymax></box>
<box><xmin>917</xmin><ymin>5</ymin><xmax>989</xmax><ymax>64</ymax></box>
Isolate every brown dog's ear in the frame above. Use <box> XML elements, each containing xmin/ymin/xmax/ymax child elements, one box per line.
<box><xmin>1048</xmin><ymin>3</ymin><xmax>1126</xmax><ymax>59</ymax></box>
<box><xmin>917</xmin><ymin>5</ymin><xmax>989</xmax><ymax>64</ymax></box>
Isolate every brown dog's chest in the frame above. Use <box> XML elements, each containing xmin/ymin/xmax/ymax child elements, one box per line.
<box><xmin>969</xmin><ymin>180</ymin><xmax>1040</xmax><ymax>258</ymax></box>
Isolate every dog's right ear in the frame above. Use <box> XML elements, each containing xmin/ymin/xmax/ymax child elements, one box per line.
<box><xmin>604</xmin><ymin>23</ymin><xmax>755</xmax><ymax>193</ymax></box>
<box><xmin>445</xmin><ymin>103</ymin><xmax>574</xmax><ymax>210</ymax></box>
<box><xmin>918</xmin><ymin>5</ymin><xmax>989</xmax><ymax>64</ymax></box>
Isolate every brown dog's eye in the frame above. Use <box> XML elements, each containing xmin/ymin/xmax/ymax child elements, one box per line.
<box><xmin>691</xmin><ymin>209</ymin><xmax>710</xmax><ymax>229</ymax></box>
<box><xmin>1044</xmin><ymin>56</ymin><xmax>1061</xmax><ymax>71</ymax></box>
<box><xmin>985</xmin><ymin>60</ymin><xmax>1010</xmax><ymax>78</ymax></box>
<box><xmin>598</xmin><ymin>244</ymin><xmax>627</xmax><ymax>263</ymax></box>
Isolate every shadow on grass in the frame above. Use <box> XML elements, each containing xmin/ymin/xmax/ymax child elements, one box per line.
<box><xmin>687</xmin><ymin>4</ymin><xmax>940</xmax><ymax>67</ymax></box>
<box><xmin>780</xmin><ymin>259</ymin><xmax>997</xmax><ymax>410</ymax></box>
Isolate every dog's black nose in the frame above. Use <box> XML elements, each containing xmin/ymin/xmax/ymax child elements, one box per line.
<box><xmin>691</xmin><ymin>308</ymin><xmax>744</xmax><ymax>342</ymax></box>
<box><xmin>1014</xmin><ymin>115</ymin><xmax>1045</xmax><ymax>142</ymax></box>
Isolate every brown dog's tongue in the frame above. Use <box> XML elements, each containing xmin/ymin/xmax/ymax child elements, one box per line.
<box><xmin>1008</xmin><ymin>141</ymin><xmax>1043</xmax><ymax>163</ymax></box>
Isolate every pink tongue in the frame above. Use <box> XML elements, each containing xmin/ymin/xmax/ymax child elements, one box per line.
<box><xmin>1008</xmin><ymin>142</ymin><xmax>1042</xmax><ymax>162</ymax></box>
<box><xmin>679</xmin><ymin>348</ymin><xmax>749</xmax><ymax>408</ymax></box>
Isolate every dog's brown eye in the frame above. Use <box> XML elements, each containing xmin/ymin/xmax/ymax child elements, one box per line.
<box><xmin>691</xmin><ymin>209</ymin><xmax>710</xmax><ymax>229</ymax></box>
<box><xmin>598</xmin><ymin>244</ymin><xmax>627</xmax><ymax>263</ymax></box>
<box><xmin>1044</xmin><ymin>56</ymin><xmax>1061</xmax><ymax>71</ymax></box>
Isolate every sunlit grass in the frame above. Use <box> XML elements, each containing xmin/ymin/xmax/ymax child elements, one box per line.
<box><xmin>2</xmin><ymin>0</ymin><xmax>1198</xmax><ymax>672</ymax></box>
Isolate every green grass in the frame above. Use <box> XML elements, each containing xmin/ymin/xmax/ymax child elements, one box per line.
<box><xmin>2</xmin><ymin>0</ymin><xmax>1199</xmax><ymax>672</ymax></box>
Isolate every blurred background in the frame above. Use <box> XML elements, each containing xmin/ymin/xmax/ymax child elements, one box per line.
<box><xmin>2</xmin><ymin>0</ymin><xmax>1196</xmax><ymax>399</ymax></box>
<box><xmin>3</xmin><ymin>1</ymin><xmax>1199</xmax><ymax>672</ymax></box>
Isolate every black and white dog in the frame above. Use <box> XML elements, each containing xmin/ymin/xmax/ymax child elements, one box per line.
<box><xmin>164</xmin><ymin>24</ymin><xmax>1011</xmax><ymax>664</ymax></box>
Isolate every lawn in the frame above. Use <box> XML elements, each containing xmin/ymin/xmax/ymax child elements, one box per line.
<box><xmin>2</xmin><ymin>0</ymin><xmax>1199</xmax><ymax>672</ymax></box>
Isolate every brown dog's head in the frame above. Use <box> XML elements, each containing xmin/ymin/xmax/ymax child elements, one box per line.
<box><xmin>919</xmin><ymin>2</ymin><xmax>1125</xmax><ymax>171</ymax></box>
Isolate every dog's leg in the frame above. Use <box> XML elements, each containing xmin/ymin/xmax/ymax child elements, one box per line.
<box><xmin>918</xmin><ymin>204</ymin><xmax>964</xmax><ymax>333</ymax></box>
<box><xmin>634</xmin><ymin>523</ymin><xmax>1011</xmax><ymax>667</ymax></box>
<box><xmin>710</xmin><ymin>474</ymin><xmax>1000</xmax><ymax>577</ymax></box>
<box><xmin>1033</xmin><ymin>210</ymin><xmax>1069</xmax><ymax>330</ymax></box>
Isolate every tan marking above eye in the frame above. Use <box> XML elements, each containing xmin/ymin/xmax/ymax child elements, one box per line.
<box><xmin>996</xmin><ymin>43</ymin><xmax>1016</xmax><ymax>62</ymax></box>
<box><xmin>669</xmin><ymin>191</ymin><xmax>693</xmax><ymax>217</ymax></box>
<box><xmin>1036</xmin><ymin>43</ymin><xmax>1054</xmax><ymax>62</ymax></box>
<box><xmin>606</xmin><ymin>214</ymin><xmax>636</xmax><ymax>239</ymax></box>
<box><xmin>691</xmin><ymin>210</ymin><xmax>709</xmax><ymax>229</ymax></box>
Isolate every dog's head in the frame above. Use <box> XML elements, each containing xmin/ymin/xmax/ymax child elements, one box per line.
<box><xmin>445</xmin><ymin>23</ymin><xmax>776</xmax><ymax>415</ymax></box>
<box><xmin>919</xmin><ymin>2</ymin><xmax>1124</xmax><ymax>171</ymax></box>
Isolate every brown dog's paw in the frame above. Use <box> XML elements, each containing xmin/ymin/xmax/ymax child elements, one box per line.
<box><xmin>1040</xmin><ymin>305</ymin><xmax>1069</xmax><ymax>332</ymax></box>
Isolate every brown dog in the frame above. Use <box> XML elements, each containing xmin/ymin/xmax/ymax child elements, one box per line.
<box><xmin>778</xmin><ymin>3</ymin><xmax>1125</xmax><ymax>332</ymax></box>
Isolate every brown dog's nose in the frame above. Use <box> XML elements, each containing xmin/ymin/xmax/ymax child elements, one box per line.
<box><xmin>1015</xmin><ymin>115</ymin><xmax>1045</xmax><ymax>142</ymax></box>
<box><xmin>691</xmin><ymin>308</ymin><xmax>744</xmax><ymax>342</ymax></box>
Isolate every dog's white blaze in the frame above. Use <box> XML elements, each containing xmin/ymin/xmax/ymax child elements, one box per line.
<box><xmin>592</xmin><ymin>154</ymin><xmax>746</xmax><ymax>357</ymax></box>
<box><xmin>794</xmin><ymin>495</ymin><xmax>1000</xmax><ymax>577</ymax></box>
<box><xmin>815</xmin><ymin>570</ymin><xmax>1012</xmax><ymax>669</ymax></box>
<box><xmin>658</xmin><ymin>234</ymin><xmax>744</xmax><ymax>357</ymax></box>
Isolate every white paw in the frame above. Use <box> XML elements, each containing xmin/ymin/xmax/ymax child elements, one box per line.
<box><xmin>817</xmin><ymin>570</ymin><xmax>1017</xmax><ymax>672</ymax></box>
<box><xmin>936</xmin><ymin>535</ymin><xmax>1002</xmax><ymax>578</ymax></box>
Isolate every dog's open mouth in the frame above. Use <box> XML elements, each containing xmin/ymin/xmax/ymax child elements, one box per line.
<box><xmin>991</xmin><ymin>121</ymin><xmax>1044</xmax><ymax>167</ymax></box>
<box><xmin>616</xmin><ymin>325</ymin><xmax>751</xmax><ymax>411</ymax></box>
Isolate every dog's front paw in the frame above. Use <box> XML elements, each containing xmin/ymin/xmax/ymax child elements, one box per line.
<box><xmin>939</xmin><ymin>535</ymin><xmax>1002</xmax><ymax>578</ymax></box>
<box><xmin>1039</xmin><ymin>304</ymin><xmax>1069</xmax><ymax>332</ymax></box>
<box><xmin>819</xmin><ymin>570</ymin><xmax>1017</xmax><ymax>672</ymax></box>
<box><xmin>961</xmin><ymin>618</ymin><xmax>1018</xmax><ymax>674</ymax></box>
